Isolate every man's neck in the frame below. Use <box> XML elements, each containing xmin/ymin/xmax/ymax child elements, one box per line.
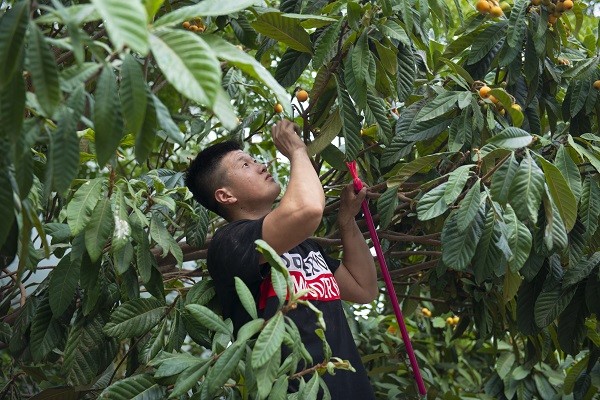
<box><xmin>228</xmin><ymin>204</ymin><xmax>273</xmax><ymax>221</ymax></box>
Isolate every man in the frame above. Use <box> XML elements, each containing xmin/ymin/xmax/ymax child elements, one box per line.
<box><xmin>185</xmin><ymin>119</ymin><xmax>378</xmax><ymax>398</ymax></box>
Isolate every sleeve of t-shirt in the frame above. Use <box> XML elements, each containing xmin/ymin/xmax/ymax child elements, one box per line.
<box><xmin>208</xmin><ymin>217</ymin><xmax>270</xmax><ymax>285</ymax></box>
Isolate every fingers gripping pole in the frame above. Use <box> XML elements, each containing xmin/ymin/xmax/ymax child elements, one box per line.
<box><xmin>346</xmin><ymin>162</ymin><xmax>427</xmax><ymax>396</ymax></box>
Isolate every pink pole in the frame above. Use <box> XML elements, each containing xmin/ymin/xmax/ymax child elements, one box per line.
<box><xmin>347</xmin><ymin>162</ymin><xmax>427</xmax><ymax>396</ymax></box>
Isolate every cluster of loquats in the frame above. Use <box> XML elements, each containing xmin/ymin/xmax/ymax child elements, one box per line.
<box><xmin>181</xmin><ymin>18</ymin><xmax>206</xmax><ymax>33</ymax></box>
<box><xmin>477</xmin><ymin>83</ymin><xmax>521</xmax><ymax>116</ymax></box>
<box><xmin>421</xmin><ymin>307</ymin><xmax>432</xmax><ymax>317</ymax></box>
<box><xmin>531</xmin><ymin>0</ymin><xmax>574</xmax><ymax>24</ymax></box>
<box><xmin>446</xmin><ymin>316</ymin><xmax>460</xmax><ymax>326</ymax></box>
<box><xmin>476</xmin><ymin>0</ymin><xmax>505</xmax><ymax>18</ymax></box>
<box><xmin>273</xmin><ymin>89</ymin><xmax>309</xmax><ymax>114</ymax></box>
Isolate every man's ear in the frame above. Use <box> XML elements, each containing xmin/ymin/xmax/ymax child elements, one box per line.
<box><xmin>215</xmin><ymin>187</ymin><xmax>237</xmax><ymax>206</ymax></box>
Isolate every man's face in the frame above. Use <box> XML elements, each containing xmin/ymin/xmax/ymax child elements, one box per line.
<box><xmin>218</xmin><ymin>150</ymin><xmax>281</xmax><ymax>208</ymax></box>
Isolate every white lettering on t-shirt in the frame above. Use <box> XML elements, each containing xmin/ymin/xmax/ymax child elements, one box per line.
<box><xmin>279</xmin><ymin>251</ymin><xmax>340</xmax><ymax>301</ymax></box>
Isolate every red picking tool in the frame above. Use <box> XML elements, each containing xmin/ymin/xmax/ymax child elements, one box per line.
<box><xmin>346</xmin><ymin>161</ymin><xmax>427</xmax><ymax>396</ymax></box>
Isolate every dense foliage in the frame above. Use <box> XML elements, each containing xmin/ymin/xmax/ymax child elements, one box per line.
<box><xmin>1</xmin><ymin>0</ymin><xmax>600</xmax><ymax>398</ymax></box>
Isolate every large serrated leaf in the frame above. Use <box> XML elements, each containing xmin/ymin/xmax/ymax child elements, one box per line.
<box><xmin>555</xmin><ymin>145</ymin><xmax>582</xmax><ymax>203</ymax></box>
<box><xmin>366</xmin><ymin>89</ymin><xmax>393</xmax><ymax>144</ymax></box>
<box><xmin>396</xmin><ymin>43</ymin><xmax>415</xmax><ymax>102</ymax></box>
<box><xmin>537</xmin><ymin>156</ymin><xmax>577</xmax><ymax>232</ymax></box>
<box><xmin>205</xmin><ymin>342</ymin><xmax>245</xmax><ymax>396</ymax></box>
<box><xmin>313</xmin><ymin>18</ymin><xmax>343</xmax><ymax>67</ymax></box>
<box><xmin>234</xmin><ymin>277</ymin><xmax>258</xmax><ymax>320</ymax></box>
<box><xmin>416</xmin><ymin>91</ymin><xmax>461</xmax><ymax>122</ymax></box>
<box><xmin>27</xmin><ymin>22</ymin><xmax>61</xmax><ymax>117</ymax></box>
<box><xmin>580</xmin><ymin>176</ymin><xmax>600</xmax><ymax>239</ymax></box>
<box><xmin>352</xmin><ymin>30</ymin><xmax>370</xmax><ymax>88</ymax></box>
<box><xmin>490</xmin><ymin>152</ymin><xmax>518</xmax><ymax>204</ymax></box>
<box><xmin>94</xmin><ymin>67</ymin><xmax>124</xmax><ymax>166</ymax></box>
<box><xmin>150</xmin><ymin>215</ymin><xmax>182</xmax><ymax>266</ymax></box>
<box><xmin>150</xmin><ymin>29</ymin><xmax>221</xmax><ymax>109</ymax></box>
<box><xmin>558</xmin><ymin>286</ymin><xmax>587</xmax><ymax>355</ymax></box>
<box><xmin>185</xmin><ymin>304</ymin><xmax>232</xmax><ymax>336</ymax></box>
<box><xmin>135</xmin><ymin>87</ymin><xmax>157</xmax><ymax>164</ymax></box>
<box><xmin>472</xmin><ymin>207</ymin><xmax>507</xmax><ymax>283</ymax></box>
<box><xmin>252</xmin><ymin>12</ymin><xmax>312</xmax><ymax>53</ymax></box>
<box><xmin>377</xmin><ymin>185</ymin><xmax>399</xmax><ymax>229</ymax></box>
<box><xmin>85</xmin><ymin>198</ymin><xmax>114</xmax><ymax>262</ymax></box>
<box><xmin>120</xmin><ymin>54</ymin><xmax>147</xmax><ymax>135</ymax></box>
<box><xmin>103</xmin><ymin>298</ymin><xmax>165</xmax><ymax>339</ymax></box>
<box><xmin>67</xmin><ymin>178</ymin><xmax>105</xmax><ymax>236</ymax></box>
<box><xmin>417</xmin><ymin>182</ymin><xmax>450</xmax><ymax>221</ymax></box>
<box><xmin>504</xmin><ymin>204</ymin><xmax>532</xmax><ymax>273</ymax></box>
<box><xmin>152</xmin><ymin>94</ymin><xmax>185</xmax><ymax>146</ymax></box>
<box><xmin>441</xmin><ymin>207</ymin><xmax>484</xmax><ymax>270</ymax></box>
<box><xmin>335</xmin><ymin>76</ymin><xmax>362</xmax><ymax>161</ymax></box>
<box><xmin>506</xmin><ymin>0</ymin><xmax>528</xmax><ymax>48</ymax></box>
<box><xmin>170</xmin><ymin>360</ymin><xmax>210</xmax><ymax>398</ymax></box>
<box><xmin>508</xmin><ymin>151</ymin><xmax>545</xmax><ymax>224</ymax></box>
<box><xmin>488</xmin><ymin>127</ymin><xmax>533</xmax><ymax>149</ymax></box>
<box><xmin>274</xmin><ymin>47</ymin><xmax>312</xmax><ymax>89</ymax></box>
<box><xmin>467</xmin><ymin>22</ymin><xmax>508</xmax><ymax>65</ymax></box>
<box><xmin>49</xmin><ymin>256</ymin><xmax>80</xmax><ymax>317</ymax></box>
<box><xmin>563</xmin><ymin>252</ymin><xmax>600</xmax><ymax>289</ymax></box>
<box><xmin>153</xmin><ymin>0</ymin><xmax>257</xmax><ymax>28</ymax></box>
<box><xmin>202</xmin><ymin>35</ymin><xmax>291</xmax><ymax>115</ymax></box>
<box><xmin>0</xmin><ymin>1</ymin><xmax>29</xmax><ymax>89</ymax></box>
<box><xmin>386</xmin><ymin>152</ymin><xmax>451</xmax><ymax>186</ymax></box>
<box><xmin>62</xmin><ymin>316</ymin><xmax>105</xmax><ymax>386</ymax></box>
<box><xmin>456</xmin><ymin>180</ymin><xmax>482</xmax><ymax>232</ymax></box>
<box><xmin>30</xmin><ymin>295</ymin><xmax>64</xmax><ymax>362</ymax></box>
<box><xmin>444</xmin><ymin>165</ymin><xmax>473</xmax><ymax>204</ymax></box>
<box><xmin>252</xmin><ymin>312</ymin><xmax>285</xmax><ymax>369</ymax></box>
<box><xmin>98</xmin><ymin>374</ymin><xmax>164</xmax><ymax>400</ymax></box>
<box><xmin>90</xmin><ymin>0</ymin><xmax>149</xmax><ymax>55</ymax></box>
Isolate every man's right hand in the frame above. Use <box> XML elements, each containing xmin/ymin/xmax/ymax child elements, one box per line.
<box><xmin>271</xmin><ymin>119</ymin><xmax>306</xmax><ymax>159</ymax></box>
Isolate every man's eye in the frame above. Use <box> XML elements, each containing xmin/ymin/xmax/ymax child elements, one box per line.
<box><xmin>243</xmin><ymin>162</ymin><xmax>248</xmax><ymax>167</ymax></box>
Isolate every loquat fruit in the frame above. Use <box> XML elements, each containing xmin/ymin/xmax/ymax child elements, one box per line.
<box><xmin>499</xmin><ymin>108</ymin><xmax>506</xmax><ymax>116</ymax></box>
<box><xmin>531</xmin><ymin>0</ymin><xmax>541</xmax><ymax>4</ymax></box>
<box><xmin>452</xmin><ymin>316</ymin><xmax>460</xmax><ymax>324</ymax></box>
<box><xmin>182</xmin><ymin>21</ymin><xmax>190</xmax><ymax>29</ymax></box>
<box><xmin>476</xmin><ymin>0</ymin><xmax>491</xmax><ymax>14</ymax></box>
<box><xmin>512</xmin><ymin>104</ymin><xmax>522</xmax><ymax>111</ymax></box>
<box><xmin>190</xmin><ymin>25</ymin><xmax>199</xmax><ymax>32</ymax></box>
<box><xmin>490</xmin><ymin>5</ymin><xmax>504</xmax><ymax>17</ymax></box>
<box><xmin>274</xmin><ymin>103</ymin><xmax>283</xmax><ymax>113</ymax></box>
<box><xmin>489</xmin><ymin>94</ymin><xmax>499</xmax><ymax>104</ymax></box>
<box><xmin>563</xmin><ymin>0</ymin><xmax>573</xmax><ymax>10</ymax></box>
<box><xmin>593</xmin><ymin>80</ymin><xmax>600</xmax><ymax>90</ymax></box>
<box><xmin>446</xmin><ymin>317</ymin><xmax>454</xmax><ymax>325</ymax></box>
<box><xmin>296</xmin><ymin>89</ymin><xmax>309</xmax><ymax>102</ymax></box>
<box><xmin>548</xmin><ymin>14</ymin><xmax>557</xmax><ymax>23</ymax></box>
<box><xmin>479</xmin><ymin>85</ymin><xmax>492</xmax><ymax>98</ymax></box>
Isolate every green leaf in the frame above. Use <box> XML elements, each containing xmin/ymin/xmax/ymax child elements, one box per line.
<box><xmin>274</xmin><ymin>47</ymin><xmax>312</xmax><ymax>89</ymax></box>
<box><xmin>467</xmin><ymin>22</ymin><xmax>508</xmax><ymax>65</ymax></box>
<box><xmin>504</xmin><ymin>204</ymin><xmax>532</xmax><ymax>273</ymax></box>
<box><xmin>150</xmin><ymin>29</ymin><xmax>221</xmax><ymax>111</ymax></box>
<box><xmin>444</xmin><ymin>165</ymin><xmax>473</xmax><ymax>204</ymax></box>
<box><xmin>205</xmin><ymin>342</ymin><xmax>245</xmax><ymax>396</ymax></box>
<box><xmin>417</xmin><ymin>182</ymin><xmax>450</xmax><ymax>221</ymax></box>
<box><xmin>508</xmin><ymin>151</ymin><xmax>545</xmax><ymax>224</ymax></box>
<box><xmin>386</xmin><ymin>152</ymin><xmax>451</xmax><ymax>186</ymax></box>
<box><xmin>135</xmin><ymin>87</ymin><xmax>157</xmax><ymax>164</ymax></box>
<box><xmin>365</xmin><ymin>89</ymin><xmax>393</xmax><ymax>145</ymax></box>
<box><xmin>90</xmin><ymin>0</ymin><xmax>149</xmax><ymax>55</ymax></box>
<box><xmin>153</xmin><ymin>0</ymin><xmax>257</xmax><ymax>28</ymax></box>
<box><xmin>506</xmin><ymin>0</ymin><xmax>528</xmax><ymax>48</ymax></box>
<box><xmin>307</xmin><ymin>110</ymin><xmax>341</xmax><ymax>156</ymax></box>
<box><xmin>30</xmin><ymin>296</ymin><xmax>64</xmax><ymax>362</ymax></box>
<box><xmin>0</xmin><ymin>63</ymin><xmax>25</xmax><ymax>144</ymax></box>
<box><xmin>49</xmin><ymin>256</ymin><xmax>80</xmax><ymax>317</ymax></box>
<box><xmin>202</xmin><ymin>35</ymin><xmax>292</xmax><ymax>116</ymax></box>
<box><xmin>67</xmin><ymin>178</ymin><xmax>105</xmax><ymax>237</ymax></box>
<box><xmin>396</xmin><ymin>43</ymin><xmax>415</xmax><ymax>102</ymax></box>
<box><xmin>150</xmin><ymin>215</ymin><xmax>183</xmax><ymax>267</ymax></box>
<box><xmin>103</xmin><ymin>298</ymin><xmax>165</xmax><ymax>339</ymax></box>
<box><xmin>537</xmin><ymin>157</ymin><xmax>577</xmax><ymax>232</ymax></box>
<box><xmin>568</xmin><ymin>134</ymin><xmax>600</xmax><ymax>174</ymax></box>
<box><xmin>377</xmin><ymin>185</ymin><xmax>399</xmax><ymax>229</ymax></box>
<box><xmin>152</xmin><ymin>94</ymin><xmax>185</xmax><ymax>146</ymax></box>
<box><xmin>542</xmin><ymin>189</ymin><xmax>569</xmax><ymax>253</ymax></box>
<box><xmin>491</xmin><ymin>152</ymin><xmax>518</xmax><ymax>204</ymax></box>
<box><xmin>335</xmin><ymin>76</ymin><xmax>362</xmax><ymax>161</ymax></box>
<box><xmin>234</xmin><ymin>277</ymin><xmax>258</xmax><ymax>320</ymax></box>
<box><xmin>236</xmin><ymin>318</ymin><xmax>265</xmax><ymax>343</ymax></box>
<box><xmin>563</xmin><ymin>252</ymin><xmax>600</xmax><ymax>289</ymax></box>
<box><xmin>0</xmin><ymin>163</ymin><xmax>15</xmax><ymax>248</ymax></box>
<box><xmin>0</xmin><ymin>0</ymin><xmax>29</xmax><ymax>89</ymax></box>
<box><xmin>62</xmin><ymin>316</ymin><xmax>106</xmax><ymax>386</ymax></box>
<box><xmin>488</xmin><ymin>127</ymin><xmax>533</xmax><ymax>149</ymax></box>
<box><xmin>256</xmin><ymin>346</ymin><xmax>281</xmax><ymax>399</ymax></box>
<box><xmin>555</xmin><ymin>145</ymin><xmax>581</xmax><ymax>204</ymax></box>
<box><xmin>352</xmin><ymin>30</ymin><xmax>370</xmax><ymax>88</ymax></box>
<box><xmin>185</xmin><ymin>304</ymin><xmax>232</xmax><ymax>337</ymax></box>
<box><xmin>98</xmin><ymin>374</ymin><xmax>164</xmax><ymax>399</ymax></box>
<box><xmin>473</xmin><ymin>207</ymin><xmax>508</xmax><ymax>283</ymax></box>
<box><xmin>252</xmin><ymin>312</ymin><xmax>285</xmax><ymax>369</ymax></box>
<box><xmin>120</xmin><ymin>54</ymin><xmax>147</xmax><ymax>135</ymax></box>
<box><xmin>313</xmin><ymin>17</ymin><xmax>343</xmax><ymax>67</ymax></box>
<box><xmin>251</xmin><ymin>12</ymin><xmax>312</xmax><ymax>54</ymax></box>
<box><xmin>379</xmin><ymin>19</ymin><xmax>411</xmax><ymax>46</ymax></box>
<box><xmin>580</xmin><ymin>176</ymin><xmax>600</xmax><ymax>239</ymax></box>
<box><xmin>94</xmin><ymin>67</ymin><xmax>124</xmax><ymax>166</ymax></box>
<box><xmin>562</xmin><ymin>56</ymin><xmax>600</xmax><ymax>80</ymax></box>
<box><xmin>51</xmin><ymin>85</ymin><xmax>84</xmax><ymax>195</ymax></box>
<box><xmin>558</xmin><ymin>286</ymin><xmax>588</xmax><ymax>355</ymax></box>
<box><xmin>456</xmin><ymin>180</ymin><xmax>482</xmax><ymax>232</ymax></box>
<box><xmin>111</xmin><ymin>188</ymin><xmax>131</xmax><ymax>252</ymax></box>
<box><xmin>27</xmin><ymin>22</ymin><xmax>61</xmax><ymax>117</ymax></box>
<box><xmin>170</xmin><ymin>360</ymin><xmax>210</xmax><ymax>398</ymax></box>
<box><xmin>416</xmin><ymin>91</ymin><xmax>460</xmax><ymax>122</ymax></box>
<box><xmin>186</xmin><ymin>279</ymin><xmax>216</xmax><ymax>306</ymax></box>
<box><xmin>442</xmin><ymin>207</ymin><xmax>484</xmax><ymax>270</ymax></box>
<box><xmin>563</xmin><ymin>353</ymin><xmax>590</xmax><ymax>395</ymax></box>
<box><xmin>185</xmin><ymin>205</ymin><xmax>209</xmax><ymax>249</ymax></box>
<box><xmin>83</xmin><ymin>198</ymin><xmax>114</xmax><ymax>262</ymax></box>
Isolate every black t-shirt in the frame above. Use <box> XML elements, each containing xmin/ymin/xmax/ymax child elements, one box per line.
<box><xmin>207</xmin><ymin>217</ymin><xmax>375</xmax><ymax>399</ymax></box>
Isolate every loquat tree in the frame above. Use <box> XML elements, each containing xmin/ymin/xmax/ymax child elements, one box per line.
<box><xmin>1</xmin><ymin>0</ymin><xmax>600</xmax><ymax>399</ymax></box>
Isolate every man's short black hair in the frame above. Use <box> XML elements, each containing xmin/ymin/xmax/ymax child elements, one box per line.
<box><xmin>185</xmin><ymin>140</ymin><xmax>242</xmax><ymax>217</ymax></box>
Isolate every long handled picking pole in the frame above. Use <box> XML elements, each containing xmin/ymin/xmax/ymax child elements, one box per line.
<box><xmin>346</xmin><ymin>161</ymin><xmax>427</xmax><ymax>396</ymax></box>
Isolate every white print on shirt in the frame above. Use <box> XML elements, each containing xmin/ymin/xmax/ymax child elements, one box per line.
<box><xmin>280</xmin><ymin>251</ymin><xmax>341</xmax><ymax>300</ymax></box>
